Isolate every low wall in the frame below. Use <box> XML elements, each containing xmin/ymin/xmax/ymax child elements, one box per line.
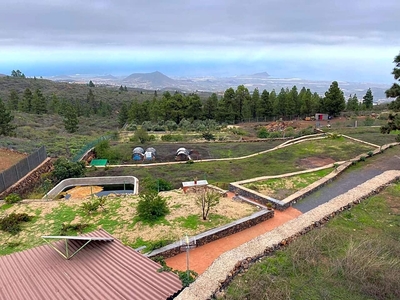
<box><xmin>0</xmin><ymin>158</ymin><xmax>53</xmax><ymax>200</ymax></box>
<box><xmin>147</xmin><ymin>209</ymin><xmax>274</xmax><ymax>259</ymax></box>
<box><xmin>44</xmin><ymin>176</ymin><xmax>140</xmax><ymax>199</ymax></box>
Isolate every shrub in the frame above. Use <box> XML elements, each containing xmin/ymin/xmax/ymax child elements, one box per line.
<box><xmin>52</xmin><ymin>158</ymin><xmax>86</xmax><ymax>182</ymax></box>
<box><xmin>60</xmin><ymin>223</ymin><xmax>88</xmax><ymax>235</ymax></box>
<box><xmin>359</xmin><ymin>156</ymin><xmax>366</xmax><ymax>162</ymax></box>
<box><xmin>396</xmin><ymin>134</ymin><xmax>400</xmax><ymax>143</ymax></box>
<box><xmin>202</xmin><ymin>132</ymin><xmax>216</xmax><ymax>141</ymax></box>
<box><xmin>269</xmin><ymin>131</ymin><xmax>282</xmax><ymax>138</ymax></box>
<box><xmin>136</xmin><ymin>192</ymin><xmax>170</xmax><ymax>222</ymax></box>
<box><xmin>0</xmin><ymin>213</ymin><xmax>32</xmax><ymax>235</ymax></box>
<box><xmin>81</xmin><ymin>197</ymin><xmax>106</xmax><ymax>214</ymax></box>
<box><xmin>4</xmin><ymin>193</ymin><xmax>22</xmax><ymax>204</ymax></box>
<box><xmin>161</xmin><ymin>134</ymin><xmax>184</xmax><ymax>142</ymax></box>
<box><xmin>367</xmin><ymin>151</ymin><xmax>374</xmax><ymax>157</ymax></box>
<box><xmin>257</xmin><ymin>127</ymin><xmax>269</xmax><ymax>138</ymax></box>
<box><xmin>363</xmin><ymin>117</ymin><xmax>375</xmax><ymax>126</ymax></box>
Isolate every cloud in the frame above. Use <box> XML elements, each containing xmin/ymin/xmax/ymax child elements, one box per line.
<box><xmin>0</xmin><ymin>0</ymin><xmax>398</xmax><ymax>81</ymax></box>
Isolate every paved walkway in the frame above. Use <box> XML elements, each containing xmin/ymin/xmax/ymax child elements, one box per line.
<box><xmin>293</xmin><ymin>147</ymin><xmax>400</xmax><ymax>213</ymax></box>
<box><xmin>165</xmin><ymin>206</ymin><xmax>302</xmax><ymax>275</ymax></box>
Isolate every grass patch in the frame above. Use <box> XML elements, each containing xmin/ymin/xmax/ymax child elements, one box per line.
<box><xmin>88</xmin><ymin>137</ymin><xmax>373</xmax><ymax>189</ymax></box>
<box><xmin>223</xmin><ymin>182</ymin><xmax>400</xmax><ymax>300</ymax></box>
<box><xmin>244</xmin><ymin>168</ymin><xmax>333</xmax><ymax>199</ymax></box>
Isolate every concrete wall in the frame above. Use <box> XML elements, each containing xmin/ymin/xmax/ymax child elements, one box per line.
<box><xmin>44</xmin><ymin>176</ymin><xmax>139</xmax><ymax>199</ymax></box>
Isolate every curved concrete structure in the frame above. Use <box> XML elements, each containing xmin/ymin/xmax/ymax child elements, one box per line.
<box><xmin>43</xmin><ymin>176</ymin><xmax>139</xmax><ymax>199</ymax></box>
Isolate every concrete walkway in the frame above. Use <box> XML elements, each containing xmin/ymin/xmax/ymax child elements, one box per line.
<box><xmin>293</xmin><ymin>147</ymin><xmax>400</xmax><ymax>213</ymax></box>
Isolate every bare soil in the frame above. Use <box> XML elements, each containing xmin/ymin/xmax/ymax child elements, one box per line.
<box><xmin>297</xmin><ymin>156</ymin><xmax>335</xmax><ymax>168</ymax></box>
<box><xmin>0</xmin><ymin>148</ymin><xmax>27</xmax><ymax>171</ymax></box>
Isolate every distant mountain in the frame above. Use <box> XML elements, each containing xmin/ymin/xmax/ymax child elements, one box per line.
<box><xmin>123</xmin><ymin>71</ymin><xmax>176</xmax><ymax>88</ymax></box>
<box><xmin>0</xmin><ymin>74</ymin><xmax>7</xmax><ymax>77</ymax></box>
<box><xmin>249</xmin><ymin>72</ymin><xmax>270</xmax><ymax>78</ymax></box>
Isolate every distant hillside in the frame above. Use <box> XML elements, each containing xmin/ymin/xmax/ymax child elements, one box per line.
<box><xmin>123</xmin><ymin>71</ymin><xmax>176</xmax><ymax>88</ymax></box>
<box><xmin>0</xmin><ymin>74</ymin><xmax>7</xmax><ymax>77</ymax></box>
<box><xmin>0</xmin><ymin>77</ymin><xmax>155</xmax><ymax>108</ymax></box>
<box><xmin>250</xmin><ymin>72</ymin><xmax>270</xmax><ymax>78</ymax></box>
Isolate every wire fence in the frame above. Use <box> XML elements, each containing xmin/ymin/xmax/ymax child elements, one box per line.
<box><xmin>0</xmin><ymin>146</ymin><xmax>47</xmax><ymax>194</ymax></box>
<box><xmin>71</xmin><ymin>135</ymin><xmax>111</xmax><ymax>162</ymax></box>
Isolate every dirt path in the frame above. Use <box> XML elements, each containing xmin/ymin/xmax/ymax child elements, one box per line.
<box><xmin>165</xmin><ymin>205</ymin><xmax>302</xmax><ymax>275</ymax></box>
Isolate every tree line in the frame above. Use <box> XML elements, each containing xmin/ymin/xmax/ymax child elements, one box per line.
<box><xmin>118</xmin><ymin>81</ymin><xmax>374</xmax><ymax>128</ymax></box>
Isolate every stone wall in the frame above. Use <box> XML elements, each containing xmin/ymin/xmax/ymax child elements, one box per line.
<box><xmin>147</xmin><ymin>209</ymin><xmax>274</xmax><ymax>259</ymax></box>
<box><xmin>0</xmin><ymin>158</ymin><xmax>53</xmax><ymax>200</ymax></box>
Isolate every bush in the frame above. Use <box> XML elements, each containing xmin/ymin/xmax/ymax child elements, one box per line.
<box><xmin>60</xmin><ymin>223</ymin><xmax>88</xmax><ymax>235</ymax></box>
<box><xmin>257</xmin><ymin>127</ymin><xmax>269</xmax><ymax>138</ymax></box>
<box><xmin>0</xmin><ymin>213</ymin><xmax>32</xmax><ymax>235</ymax></box>
<box><xmin>359</xmin><ymin>156</ymin><xmax>366</xmax><ymax>162</ymax></box>
<box><xmin>81</xmin><ymin>197</ymin><xmax>106</xmax><ymax>214</ymax></box>
<box><xmin>202</xmin><ymin>132</ymin><xmax>216</xmax><ymax>141</ymax></box>
<box><xmin>161</xmin><ymin>134</ymin><xmax>184</xmax><ymax>142</ymax></box>
<box><xmin>4</xmin><ymin>193</ymin><xmax>22</xmax><ymax>204</ymax></box>
<box><xmin>136</xmin><ymin>192</ymin><xmax>170</xmax><ymax>222</ymax></box>
<box><xmin>363</xmin><ymin>117</ymin><xmax>375</xmax><ymax>126</ymax></box>
<box><xmin>396</xmin><ymin>134</ymin><xmax>400</xmax><ymax>143</ymax></box>
<box><xmin>52</xmin><ymin>158</ymin><xmax>86</xmax><ymax>182</ymax></box>
<box><xmin>367</xmin><ymin>151</ymin><xmax>374</xmax><ymax>157</ymax></box>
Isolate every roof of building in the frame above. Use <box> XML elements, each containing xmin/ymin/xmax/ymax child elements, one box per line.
<box><xmin>0</xmin><ymin>229</ymin><xmax>182</xmax><ymax>300</ymax></box>
<box><xmin>90</xmin><ymin>159</ymin><xmax>108</xmax><ymax>167</ymax></box>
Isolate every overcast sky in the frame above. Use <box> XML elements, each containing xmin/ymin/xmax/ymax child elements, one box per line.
<box><xmin>0</xmin><ymin>0</ymin><xmax>398</xmax><ymax>82</ymax></box>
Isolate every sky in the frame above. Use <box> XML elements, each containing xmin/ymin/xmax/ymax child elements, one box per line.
<box><xmin>0</xmin><ymin>0</ymin><xmax>399</xmax><ymax>83</ymax></box>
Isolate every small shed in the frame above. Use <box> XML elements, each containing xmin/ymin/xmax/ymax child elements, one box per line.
<box><xmin>144</xmin><ymin>147</ymin><xmax>156</xmax><ymax>161</ymax></box>
<box><xmin>90</xmin><ymin>159</ymin><xmax>108</xmax><ymax>167</ymax></box>
<box><xmin>315</xmin><ymin>113</ymin><xmax>329</xmax><ymax>121</ymax></box>
<box><xmin>175</xmin><ymin>147</ymin><xmax>190</xmax><ymax>161</ymax></box>
<box><xmin>182</xmin><ymin>179</ymin><xmax>208</xmax><ymax>193</ymax></box>
<box><xmin>132</xmin><ymin>147</ymin><xmax>145</xmax><ymax>161</ymax></box>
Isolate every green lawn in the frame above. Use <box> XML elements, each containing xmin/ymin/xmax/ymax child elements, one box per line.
<box><xmin>222</xmin><ymin>182</ymin><xmax>400</xmax><ymax>300</ymax></box>
<box><xmin>88</xmin><ymin>137</ymin><xmax>374</xmax><ymax>189</ymax></box>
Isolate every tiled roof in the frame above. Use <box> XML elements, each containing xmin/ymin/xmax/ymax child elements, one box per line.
<box><xmin>0</xmin><ymin>229</ymin><xmax>182</xmax><ymax>300</ymax></box>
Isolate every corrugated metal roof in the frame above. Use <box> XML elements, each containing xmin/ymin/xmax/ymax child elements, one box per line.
<box><xmin>0</xmin><ymin>229</ymin><xmax>182</xmax><ymax>300</ymax></box>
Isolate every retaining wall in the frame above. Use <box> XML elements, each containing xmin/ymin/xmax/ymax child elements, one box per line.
<box><xmin>0</xmin><ymin>158</ymin><xmax>53</xmax><ymax>200</ymax></box>
<box><xmin>147</xmin><ymin>209</ymin><xmax>274</xmax><ymax>260</ymax></box>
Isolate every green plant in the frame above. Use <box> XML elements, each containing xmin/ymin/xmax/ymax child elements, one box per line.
<box><xmin>0</xmin><ymin>212</ymin><xmax>32</xmax><ymax>235</ymax></box>
<box><xmin>359</xmin><ymin>156</ymin><xmax>366</xmax><ymax>162</ymax></box>
<box><xmin>196</xmin><ymin>189</ymin><xmax>220</xmax><ymax>220</ymax></box>
<box><xmin>367</xmin><ymin>151</ymin><xmax>374</xmax><ymax>157</ymax></box>
<box><xmin>60</xmin><ymin>223</ymin><xmax>88</xmax><ymax>235</ymax></box>
<box><xmin>202</xmin><ymin>131</ymin><xmax>216</xmax><ymax>141</ymax></box>
<box><xmin>136</xmin><ymin>192</ymin><xmax>170</xmax><ymax>222</ymax></box>
<box><xmin>81</xmin><ymin>197</ymin><xmax>106</xmax><ymax>214</ymax></box>
<box><xmin>4</xmin><ymin>193</ymin><xmax>22</xmax><ymax>204</ymax></box>
<box><xmin>257</xmin><ymin>127</ymin><xmax>269</xmax><ymax>138</ymax></box>
<box><xmin>52</xmin><ymin>158</ymin><xmax>86</xmax><ymax>182</ymax></box>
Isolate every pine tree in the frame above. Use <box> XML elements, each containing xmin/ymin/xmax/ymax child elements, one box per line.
<box><xmin>323</xmin><ymin>81</ymin><xmax>345</xmax><ymax>116</ymax></box>
<box><xmin>8</xmin><ymin>90</ymin><xmax>19</xmax><ymax>110</ymax></box>
<box><xmin>386</xmin><ymin>52</ymin><xmax>400</xmax><ymax>111</ymax></box>
<box><xmin>362</xmin><ymin>88</ymin><xmax>374</xmax><ymax>109</ymax></box>
<box><xmin>31</xmin><ymin>88</ymin><xmax>47</xmax><ymax>114</ymax></box>
<box><xmin>118</xmin><ymin>102</ymin><xmax>129</xmax><ymax>128</ymax></box>
<box><xmin>63</xmin><ymin>104</ymin><xmax>79</xmax><ymax>133</ymax></box>
<box><xmin>0</xmin><ymin>98</ymin><xmax>16</xmax><ymax>136</ymax></box>
<box><xmin>19</xmin><ymin>88</ymin><xmax>33</xmax><ymax>112</ymax></box>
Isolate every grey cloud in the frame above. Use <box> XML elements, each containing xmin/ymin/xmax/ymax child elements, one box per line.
<box><xmin>0</xmin><ymin>0</ymin><xmax>398</xmax><ymax>48</ymax></box>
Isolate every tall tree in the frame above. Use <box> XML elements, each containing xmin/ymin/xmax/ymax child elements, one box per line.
<box><xmin>235</xmin><ymin>85</ymin><xmax>250</xmax><ymax>123</ymax></box>
<box><xmin>63</xmin><ymin>104</ymin><xmax>79</xmax><ymax>133</ymax></box>
<box><xmin>203</xmin><ymin>93</ymin><xmax>218</xmax><ymax>119</ymax></box>
<box><xmin>19</xmin><ymin>88</ymin><xmax>33</xmax><ymax>113</ymax></box>
<box><xmin>218</xmin><ymin>87</ymin><xmax>236</xmax><ymax>123</ymax></box>
<box><xmin>11</xmin><ymin>70</ymin><xmax>25</xmax><ymax>78</ymax></box>
<box><xmin>323</xmin><ymin>81</ymin><xmax>345</xmax><ymax>116</ymax></box>
<box><xmin>362</xmin><ymin>88</ymin><xmax>374</xmax><ymax>109</ymax></box>
<box><xmin>386</xmin><ymin>52</ymin><xmax>400</xmax><ymax>111</ymax></box>
<box><xmin>88</xmin><ymin>80</ymin><xmax>95</xmax><ymax>87</ymax></box>
<box><xmin>185</xmin><ymin>93</ymin><xmax>203</xmax><ymax>120</ymax></box>
<box><xmin>0</xmin><ymin>98</ymin><xmax>16</xmax><ymax>136</ymax></box>
<box><xmin>7</xmin><ymin>90</ymin><xmax>19</xmax><ymax>110</ymax></box>
<box><xmin>257</xmin><ymin>89</ymin><xmax>272</xmax><ymax>119</ymax></box>
<box><xmin>31</xmin><ymin>88</ymin><xmax>47</xmax><ymax>114</ymax></box>
<box><xmin>118</xmin><ymin>102</ymin><xmax>129</xmax><ymax>128</ymax></box>
<box><xmin>346</xmin><ymin>94</ymin><xmax>359</xmax><ymax>111</ymax></box>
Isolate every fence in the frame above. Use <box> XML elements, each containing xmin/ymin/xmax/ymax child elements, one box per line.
<box><xmin>0</xmin><ymin>146</ymin><xmax>47</xmax><ymax>193</ymax></box>
<box><xmin>71</xmin><ymin>135</ymin><xmax>111</xmax><ymax>162</ymax></box>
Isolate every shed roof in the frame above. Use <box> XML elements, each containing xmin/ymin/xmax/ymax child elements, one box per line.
<box><xmin>182</xmin><ymin>180</ymin><xmax>208</xmax><ymax>187</ymax></box>
<box><xmin>0</xmin><ymin>229</ymin><xmax>182</xmax><ymax>300</ymax></box>
<box><xmin>90</xmin><ymin>159</ymin><xmax>108</xmax><ymax>167</ymax></box>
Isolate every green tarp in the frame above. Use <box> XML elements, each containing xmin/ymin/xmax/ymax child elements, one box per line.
<box><xmin>90</xmin><ymin>159</ymin><xmax>108</xmax><ymax>167</ymax></box>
